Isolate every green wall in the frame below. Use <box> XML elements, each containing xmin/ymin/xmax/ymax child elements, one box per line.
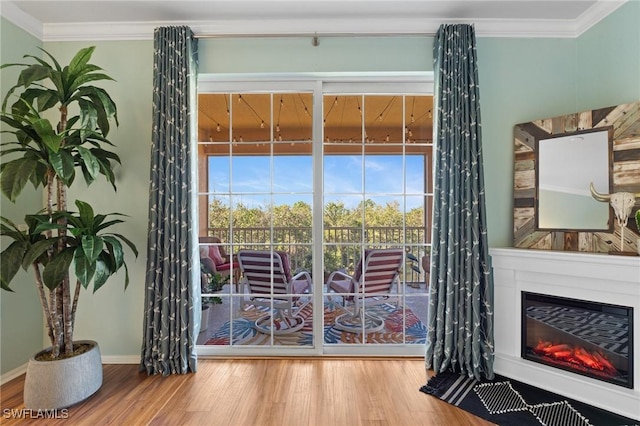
<box><xmin>577</xmin><ymin>1</ymin><xmax>640</xmax><ymax>107</ymax></box>
<box><xmin>0</xmin><ymin>19</ymin><xmax>45</xmax><ymax>375</ymax></box>
<box><xmin>1</xmin><ymin>2</ymin><xmax>639</xmax><ymax>371</ymax></box>
<box><xmin>198</xmin><ymin>36</ymin><xmax>433</xmax><ymax>73</ymax></box>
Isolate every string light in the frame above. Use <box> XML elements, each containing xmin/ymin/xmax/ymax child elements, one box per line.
<box><xmin>214</xmin><ymin>93</ymin><xmax>432</xmax><ymax>145</ymax></box>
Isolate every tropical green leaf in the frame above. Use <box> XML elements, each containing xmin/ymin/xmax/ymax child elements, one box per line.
<box><xmin>66</xmin><ymin>115</ymin><xmax>80</xmax><ymax>130</ymax></box>
<box><xmin>103</xmin><ymin>236</ymin><xmax>124</xmax><ymax>270</ymax></box>
<box><xmin>67</xmin><ymin>46</ymin><xmax>95</xmax><ymax>78</ymax></box>
<box><xmin>36</xmin><ymin>90</ymin><xmax>59</xmax><ymax>111</ymax></box>
<box><xmin>92</xmin><ymin>254</ymin><xmax>114</xmax><ymax>292</ymax></box>
<box><xmin>81</xmin><ymin>235</ymin><xmax>103</xmax><ymax>264</ymax></box>
<box><xmin>42</xmin><ymin>247</ymin><xmax>74</xmax><ymax>290</ymax></box>
<box><xmin>1</xmin><ymin>241</ymin><xmax>30</xmax><ymax>290</ymax></box>
<box><xmin>0</xmin><ymin>158</ymin><xmax>38</xmax><ymax>202</ymax></box>
<box><xmin>76</xmin><ymin>86</ymin><xmax>118</xmax><ymax>129</ymax></box>
<box><xmin>95</xmin><ymin>219</ymin><xmax>124</xmax><ymax>232</ymax></box>
<box><xmin>91</xmin><ymin>147</ymin><xmax>121</xmax><ymax>163</ymax></box>
<box><xmin>111</xmin><ymin>233</ymin><xmax>139</xmax><ymax>258</ymax></box>
<box><xmin>31</xmin><ymin>118</ymin><xmax>62</xmax><ymax>152</ymax></box>
<box><xmin>17</xmin><ymin>64</ymin><xmax>51</xmax><ymax>88</ymax></box>
<box><xmin>95</xmin><ymin>156</ymin><xmax>117</xmax><ymax>190</ymax></box>
<box><xmin>75</xmin><ymin>199</ymin><xmax>94</xmax><ymax>227</ymax></box>
<box><xmin>36</xmin><ymin>49</ymin><xmax>62</xmax><ymax>72</ymax></box>
<box><xmin>49</xmin><ymin>149</ymin><xmax>75</xmax><ymax>185</ymax></box>
<box><xmin>1</xmin><ymin>83</ymin><xmax>22</xmax><ymax>112</ymax></box>
<box><xmin>68</xmin><ymin>74</ymin><xmax>115</xmax><ymax>100</ymax></box>
<box><xmin>0</xmin><ymin>217</ymin><xmax>27</xmax><ymax>241</ymax></box>
<box><xmin>74</xmin><ymin>246</ymin><xmax>96</xmax><ymax>289</ymax></box>
<box><xmin>22</xmin><ymin>237</ymin><xmax>61</xmax><ymax>270</ymax></box>
<box><xmin>123</xmin><ymin>262</ymin><xmax>130</xmax><ymax>290</ymax></box>
<box><xmin>78</xmin><ymin>99</ymin><xmax>98</xmax><ymax>139</ymax></box>
<box><xmin>80</xmin><ymin>162</ymin><xmax>96</xmax><ymax>186</ymax></box>
<box><xmin>10</xmin><ymin>88</ymin><xmax>42</xmax><ymax>116</ymax></box>
<box><xmin>29</xmin><ymin>161</ymin><xmax>49</xmax><ymax>189</ymax></box>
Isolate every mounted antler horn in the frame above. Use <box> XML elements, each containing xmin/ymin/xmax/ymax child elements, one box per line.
<box><xmin>589</xmin><ymin>182</ymin><xmax>611</xmax><ymax>202</ymax></box>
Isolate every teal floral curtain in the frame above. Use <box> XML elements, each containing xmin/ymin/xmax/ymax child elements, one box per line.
<box><xmin>425</xmin><ymin>24</ymin><xmax>494</xmax><ymax>380</ymax></box>
<box><xmin>140</xmin><ymin>26</ymin><xmax>199</xmax><ymax>375</ymax></box>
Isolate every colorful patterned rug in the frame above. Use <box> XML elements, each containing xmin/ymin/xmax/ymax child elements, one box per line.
<box><xmin>204</xmin><ymin>302</ymin><xmax>427</xmax><ymax>345</ymax></box>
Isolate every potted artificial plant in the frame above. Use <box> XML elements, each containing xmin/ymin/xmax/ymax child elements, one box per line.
<box><xmin>0</xmin><ymin>47</ymin><xmax>137</xmax><ymax>409</ymax></box>
<box><xmin>200</xmin><ymin>272</ymin><xmax>226</xmax><ymax>332</ymax></box>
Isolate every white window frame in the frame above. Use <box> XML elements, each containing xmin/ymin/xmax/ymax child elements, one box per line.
<box><xmin>196</xmin><ymin>72</ymin><xmax>434</xmax><ymax>358</ymax></box>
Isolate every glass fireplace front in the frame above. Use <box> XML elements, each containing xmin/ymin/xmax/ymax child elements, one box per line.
<box><xmin>521</xmin><ymin>292</ymin><xmax>633</xmax><ymax>389</ymax></box>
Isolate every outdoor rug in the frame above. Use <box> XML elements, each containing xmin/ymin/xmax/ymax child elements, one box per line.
<box><xmin>420</xmin><ymin>371</ymin><xmax>639</xmax><ymax>426</ymax></box>
<box><xmin>204</xmin><ymin>301</ymin><xmax>427</xmax><ymax>345</ymax></box>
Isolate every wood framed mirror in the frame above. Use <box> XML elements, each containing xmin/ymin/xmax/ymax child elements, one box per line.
<box><xmin>513</xmin><ymin>101</ymin><xmax>640</xmax><ymax>252</ymax></box>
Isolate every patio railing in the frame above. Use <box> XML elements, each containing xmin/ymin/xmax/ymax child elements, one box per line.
<box><xmin>204</xmin><ymin>226</ymin><xmax>429</xmax><ymax>283</ymax></box>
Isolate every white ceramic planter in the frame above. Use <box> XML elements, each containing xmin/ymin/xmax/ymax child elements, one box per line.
<box><xmin>200</xmin><ymin>305</ymin><xmax>210</xmax><ymax>332</ymax></box>
<box><xmin>23</xmin><ymin>340</ymin><xmax>102</xmax><ymax>410</ymax></box>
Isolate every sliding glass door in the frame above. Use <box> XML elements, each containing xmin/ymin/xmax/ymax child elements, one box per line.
<box><xmin>196</xmin><ymin>75</ymin><xmax>433</xmax><ymax>356</ymax></box>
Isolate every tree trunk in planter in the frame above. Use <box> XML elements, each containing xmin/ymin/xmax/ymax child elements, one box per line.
<box><xmin>24</xmin><ymin>340</ymin><xmax>102</xmax><ymax>410</ymax></box>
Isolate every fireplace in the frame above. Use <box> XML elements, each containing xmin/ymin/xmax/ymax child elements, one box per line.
<box><xmin>492</xmin><ymin>249</ymin><xmax>640</xmax><ymax>420</ymax></box>
<box><xmin>522</xmin><ymin>292</ymin><xmax>633</xmax><ymax>389</ymax></box>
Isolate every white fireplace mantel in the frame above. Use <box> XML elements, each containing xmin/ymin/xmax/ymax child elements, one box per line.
<box><xmin>490</xmin><ymin>248</ymin><xmax>640</xmax><ymax>421</ymax></box>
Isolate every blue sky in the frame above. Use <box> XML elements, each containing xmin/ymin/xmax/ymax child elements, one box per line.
<box><xmin>207</xmin><ymin>154</ymin><xmax>426</xmax><ymax>209</ymax></box>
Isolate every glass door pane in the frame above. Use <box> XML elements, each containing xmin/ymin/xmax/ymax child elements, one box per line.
<box><xmin>197</xmin><ymin>91</ymin><xmax>314</xmax><ymax>350</ymax></box>
<box><xmin>322</xmin><ymin>94</ymin><xmax>430</xmax><ymax>352</ymax></box>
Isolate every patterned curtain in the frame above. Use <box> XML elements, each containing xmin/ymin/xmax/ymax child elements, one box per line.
<box><xmin>140</xmin><ymin>26</ymin><xmax>199</xmax><ymax>375</ymax></box>
<box><xmin>425</xmin><ymin>24</ymin><xmax>494</xmax><ymax>380</ymax></box>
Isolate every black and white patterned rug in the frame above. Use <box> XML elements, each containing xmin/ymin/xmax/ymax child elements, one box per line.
<box><xmin>420</xmin><ymin>371</ymin><xmax>639</xmax><ymax>426</ymax></box>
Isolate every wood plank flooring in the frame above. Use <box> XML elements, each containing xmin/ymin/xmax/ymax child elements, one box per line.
<box><xmin>0</xmin><ymin>358</ymin><xmax>494</xmax><ymax>425</ymax></box>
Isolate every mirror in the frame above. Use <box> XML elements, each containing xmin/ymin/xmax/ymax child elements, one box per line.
<box><xmin>513</xmin><ymin>101</ymin><xmax>640</xmax><ymax>253</ymax></box>
<box><xmin>537</xmin><ymin>129</ymin><xmax>612</xmax><ymax>230</ymax></box>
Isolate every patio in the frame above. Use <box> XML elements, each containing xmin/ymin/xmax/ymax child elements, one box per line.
<box><xmin>197</xmin><ymin>282</ymin><xmax>429</xmax><ymax>345</ymax></box>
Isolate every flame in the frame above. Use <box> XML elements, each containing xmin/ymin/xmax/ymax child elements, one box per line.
<box><xmin>534</xmin><ymin>341</ymin><xmax>618</xmax><ymax>376</ymax></box>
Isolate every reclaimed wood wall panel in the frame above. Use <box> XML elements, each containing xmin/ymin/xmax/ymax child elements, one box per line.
<box><xmin>513</xmin><ymin>101</ymin><xmax>640</xmax><ymax>253</ymax></box>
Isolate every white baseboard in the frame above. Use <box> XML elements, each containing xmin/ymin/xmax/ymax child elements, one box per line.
<box><xmin>1</xmin><ymin>363</ymin><xmax>28</xmax><ymax>386</ymax></box>
<box><xmin>101</xmin><ymin>355</ymin><xmax>139</xmax><ymax>364</ymax></box>
<box><xmin>1</xmin><ymin>355</ymin><xmax>139</xmax><ymax>386</ymax></box>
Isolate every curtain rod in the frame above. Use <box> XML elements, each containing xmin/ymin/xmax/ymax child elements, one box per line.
<box><xmin>193</xmin><ymin>32</ymin><xmax>430</xmax><ymax>39</ymax></box>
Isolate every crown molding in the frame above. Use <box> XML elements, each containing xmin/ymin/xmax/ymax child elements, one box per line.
<box><xmin>1</xmin><ymin>1</ymin><xmax>628</xmax><ymax>42</ymax></box>
<box><xmin>575</xmin><ymin>0</ymin><xmax>627</xmax><ymax>36</ymax></box>
<box><xmin>0</xmin><ymin>0</ymin><xmax>43</xmax><ymax>40</ymax></box>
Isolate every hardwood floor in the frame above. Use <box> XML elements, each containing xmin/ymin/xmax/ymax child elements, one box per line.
<box><xmin>0</xmin><ymin>358</ymin><xmax>494</xmax><ymax>425</ymax></box>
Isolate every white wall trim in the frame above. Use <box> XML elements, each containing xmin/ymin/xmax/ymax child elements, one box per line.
<box><xmin>1</xmin><ymin>3</ymin><xmax>628</xmax><ymax>42</ymax></box>
<box><xmin>0</xmin><ymin>363</ymin><xmax>27</xmax><ymax>386</ymax></box>
<box><xmin>0</xmin><ymin>355</ymin><xmax>138</xmax><ymax>386</ymax></box>
<box><xmin>575</xmin><ymin>0</ymin><xmax>628</xmax><ymax>37</ymax></box>
<box><xmin>0</xmin><ymin>1</ymin><xmax>43</xmax><ymax>40</ymax></box>
<box><xmin>101</xmin><ymin>355</ymin><xmax>139</xmax><ymax>364</ymax></box>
